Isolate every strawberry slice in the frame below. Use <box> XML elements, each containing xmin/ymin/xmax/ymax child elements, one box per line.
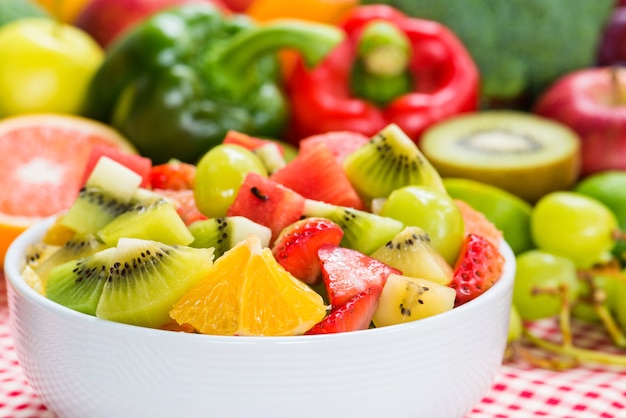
<box><xmin>450</xmin><ymin>233</ymin><xmax>505</xmax><ymax>306</ymax></box>
<box><xmin>318</xmin><ymin>244</ymin><xmax>400</xmax><ymax>307</ymax></box>
<box><xmin>150</xmin><ymin>161</ymin><xmax>196</xmax><ymax>190</ymax></box>
<box><xmin>305</xmin><ymin>288</ymin><xmax>379</xmax><ymax>335</ymax></box>
<box><xmin>272</xmin><ymin>217</ymin><xmax>344</xmax><ymax>284</ymax></box>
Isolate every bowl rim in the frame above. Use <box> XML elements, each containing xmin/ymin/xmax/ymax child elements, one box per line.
<box><xmin>4</xmin><ymin>215</ymin><xmax>516</xmax><ymax>343</ymax></box>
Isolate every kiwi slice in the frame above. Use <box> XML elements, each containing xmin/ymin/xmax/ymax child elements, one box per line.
<box><xmin>189</xmin><ymin>216</ymin><xmax>272</xmax><ymax>258</ymax></box>
<box><xmin>96</xmin><ymin>238</ymin><xmax>214</xmax><ymax>328</ymax></box>
<box><xmin>444</xmin><ymin>177</ymin><xmax>533</xmax><ymax>255</ymax></box>
<box><xmin>46</xmin><ymin>247</ymin><xmax>117</xmax><ymax>315</ymax></box>
<box><xmin>343</xmin><ymin>123</ymin><xmax>446</xmax><ymax>203</ymax></box>
<box><xmin>303</xmin><ymin>199</ymin><xmax>404</xmax><ymax>255</ymax></box>
<box><xmin>60</xmin><ymin>187</ymin><xmax>133</xmax><ymax>234</ymax></box>
<box><xmin>97</xmin><ymin>199</ymin><xmax>194</xmax><ymax>247</ymax></box>
<box><xmin>420</xmin><ymin>111</ymin><xmax>581</xmax><ymax>203</ymax></box>
<box><xmin>46</xmin><ymin>238</ymin><xmax>215</xmax><ymax>327</ymax></box>
<box><xmin>33</xmin><ymin>233</ymin><xmax>107</xmax><ymax>285</ymax></box>
<box><xmin>370</xmin><ymin>226</ymin><xmax>453</xmax><ymax>286</ymax></box>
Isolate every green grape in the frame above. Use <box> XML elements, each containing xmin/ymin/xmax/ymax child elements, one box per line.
<box><xmin>571</xmin><ymin>273</ymin><xmax>618</xmax><ymax>323</ymax></box>
<box><xmin>379</xmin><ymin>185</ymin><xmax>464</xmax><ymax>265</ymax></box>
<box><xmin>194</xmin><ymin>144</ymin><xmax>268</xmax><ymax>218</ymax></box>
<box><xmin>513</xmin><ymin>249</ymin><xmax>580</xmax><ymax>321</ymax></box>
<box><xmin>531</xmin><ymin>191</ymin><xmax>619</xmax><ymax>269</ymax></box>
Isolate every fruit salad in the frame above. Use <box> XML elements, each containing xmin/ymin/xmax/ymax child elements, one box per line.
<box><xmin>21</xmin><ymin>124</ymin><xmax>506</xmax><ymax>336</ymax></box>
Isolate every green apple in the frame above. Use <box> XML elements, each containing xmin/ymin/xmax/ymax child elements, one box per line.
<box><xmin>0</xmin><ymin>18</ymin><xmax>103</xmax><ymax>116</ymax></box>
<box><xmin>379</xmin><ymin>185</ymin><xmax>464</xmax><ymax>264</ymax></box>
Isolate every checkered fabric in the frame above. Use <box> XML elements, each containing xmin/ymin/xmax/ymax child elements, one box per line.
<box><xmin>2</xmin><ymin>273</ymin><xmax>625</xmax><ymax>418</ymax></box>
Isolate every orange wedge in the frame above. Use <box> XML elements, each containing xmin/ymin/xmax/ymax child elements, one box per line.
<box><xmin>0</xmin><ymin>114</ymin><xmax>136</xmax><ymax>265</ymax></box>
<box><xmin>170</xmin><ymin>235</ymin><xmax>328</xmax><ymax>336</ymax></box>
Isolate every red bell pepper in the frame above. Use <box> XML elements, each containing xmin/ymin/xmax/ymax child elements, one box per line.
<box><xmin>285</xmin><ymin>5</ymin><xmax>479</xmax><ymax>145</ymax></box>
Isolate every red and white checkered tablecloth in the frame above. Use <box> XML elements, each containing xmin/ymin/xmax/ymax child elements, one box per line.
<box><xmin>2</xmin><ymin>273</ymin><xmax>625</xmax><ymax>418</ymax></box>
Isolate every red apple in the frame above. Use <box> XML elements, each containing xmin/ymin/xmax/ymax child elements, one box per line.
<box><xmin>533</xmin><ymin>66</ymin><xmax>626</xmax><ymax>177</ymax></box>
<box><xmin>75</xmin><ymin>0</ymin><xmax>228</xmax><ymax>49</ymax></box>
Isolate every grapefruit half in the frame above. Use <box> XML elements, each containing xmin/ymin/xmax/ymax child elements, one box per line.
<box><xmin>0</xmin><ymin>114</ymin><xmax>136</xmax><ymax>265</ymax></box>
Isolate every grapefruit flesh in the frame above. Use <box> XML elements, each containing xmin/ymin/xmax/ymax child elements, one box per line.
<box><xmin>0</xmin><ymin>114</ymin><xmax>135</xmax><ymax>264</ymax></box>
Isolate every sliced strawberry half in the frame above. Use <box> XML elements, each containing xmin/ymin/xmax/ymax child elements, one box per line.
<box><xmin>305</xmin><ymin>288</ymin><xmax>379</xmax><ymax>335</ymax></box>
<box><xmin>272</xmin><ymin>217</ymin><xmax>344</xmax><ymax>284</ymax></box>
<box><xmin>450</xmin><ymin>233</ymin><xmax>505</xmax><ymax>306</ymax></box>
<box><xmin>150</xmin><ymin>161</ymin><xmax>196</xmax><ymax>190</ymax></box>
<box><xmin>318</xmin><ymin>244</ymin><xmax>400</xmax><ymax>307</ymax></box>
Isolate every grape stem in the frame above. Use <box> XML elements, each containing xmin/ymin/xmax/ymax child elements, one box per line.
<box><xmin>613</xmin><ymin>228</ymin><xmax>626</xmax><ymax>243</ymax></box>
<box><xmin>578</xmin><ymin>268</ymin><xmax>626</xmax><ymax>348</ymax></box>
<box><xmin>523</xmin><ymin>328</ymin><xmax>626</xmax><ymax>367</ymax></box>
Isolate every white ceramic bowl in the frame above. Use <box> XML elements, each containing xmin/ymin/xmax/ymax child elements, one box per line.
<box><xmin>5</xmin><ymin>217</ymin><xmax>515</xmax><ymax>418</ymax></box>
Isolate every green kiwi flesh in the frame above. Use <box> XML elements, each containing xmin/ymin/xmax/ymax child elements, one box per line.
<box><xmin>47</xmin><ymin>238</ymin><xmax>215</xmax><ymax>327</ymax></box>
<box><xmin>343</xmin><ymin>123</ymin><xmax>446</xmax><ymax>203</ymax></box>
<box><xmin>96</xmin><ymin>238</ymin><xmax>214</xmax><ymax>328</ymax></box>
<box><xmin>60</xmin><ymin>187</ymin><xmax>133</xmax><ymax>234</ymax></box>
<box><xmin>303</xmin><ymin>199</ymin><xmax>404</xmax><ymax>255</ymax></box>
<box><xmin>370</xmin><ymin>226</ymin><xmax>453</xmax><ymax>286</ymax></box>
<box><xmin>34</xmin><ymin>233</ymin><xmax>107</xmax><ymax>285</ymax></box>
<box><xmin>96</xmin><ymin>199</ymin><xmax>194</xmax><ymax>247</ymax></box>
<box><xmin>46</xmin><ymin>247</ymin><xmax>117</xmax><ymax>315</ymax></box>
<box><xmin>420</xmin><ymin>111</ymin><xmax>581</xmax><ymax>203</ymax></box>
<box><xmin>188</xmin><ymin>216</ymin><xmax>272</xmax><ymax>258</ymax></box>
<box><xmin>444</xmin><ymin>177</ymin><xmax>533</xmax><ymax>255</ymax></box>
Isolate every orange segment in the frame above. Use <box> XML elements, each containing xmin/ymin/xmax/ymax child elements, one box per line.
<box><xmin>170</xmin><ymin>235</ymin><xmax>327</xmax><ymax>336</ymax></box>
<box><xmin>0</xmin><ymin>114</ymin><xmax>136</xmax><ymax>265</ymax></box>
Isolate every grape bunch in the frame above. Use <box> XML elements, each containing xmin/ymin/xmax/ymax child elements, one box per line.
<box><xmin>508</xmin><ymin>172</ymin><xmax>626</xmax><ymax>368</ymax></box>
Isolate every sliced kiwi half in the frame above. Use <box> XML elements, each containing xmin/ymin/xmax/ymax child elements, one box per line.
<box><xmin>370</xmin><ymin>226</ymin><xmax>453</xmax><ymax>286</ymax></box>
<box><xmin>46</xmin><ymin>238</ymin><xmax>215</xmax><ymax>328</ymax></box>
<box><xmin>96</xmin><ymin>199</ymin><xmax>194</xmax><ymax>247</ymax></box>
<box><xmin>33</xmin><ymin>233</ymin><xmax>107</xmax><ymax>285</ymax></box>
<box><xmin>343</xmin><ymin>123</ymin><xmax>446</xmax><ymax>204</ymax></box>
<box><xmin>189</xmin><ymin>216</ymin><xmax>272</xmax><ymax>258</ymax></box>
<box><xmin>420</xmin><ymin>111</ymin><xmax>581</xmax><ymax>203</ymax></box>
<box><xmin>444</xmin><ymin>177</ymin><xmax>533</xmax><ymax>255</ymax></box>
<box><xmin>303</xmin><ymin>199</ymin><xmax>404</xmax><ymax>255</ymax></box>
<box><xmin>60</xmin><ymin>187</ymin><xmax>133</xmax><ymax>234</ymax></box>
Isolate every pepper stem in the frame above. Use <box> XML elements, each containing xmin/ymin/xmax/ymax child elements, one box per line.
<box><xmin>350</xmin><ymin>20</ymin><xmax>413</xmax><ymax>106</ymax></box>
<box><xmin>207</xmin><ymin>19</ymin><xmax>343</xmax><ymax>92</ymax></box>
<box><xmin>357</xmin><ymin>20</ymin><xmax>411</xmax><ymax>77</ymax></box>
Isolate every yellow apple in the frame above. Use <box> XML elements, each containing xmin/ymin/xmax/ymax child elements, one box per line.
<box><xmin>0</xmin><ymin>18</ymin><xmax>103</xmax><ymax>116</ymax></box>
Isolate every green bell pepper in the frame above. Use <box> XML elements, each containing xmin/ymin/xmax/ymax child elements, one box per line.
<box><xmin>82</xmin><ymin>3</ymin><xmax>343</xmax><ymax>164</ymax></box>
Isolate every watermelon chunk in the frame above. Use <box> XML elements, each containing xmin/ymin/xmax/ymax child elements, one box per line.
<box><xmin>227</xmin><ymin>172</ymin><xmax>306</xmax><ymax>243</ymax></box>
<box><xmin>81</xmin><ymin>144</ymin><xmax>151</xmax><ymax>188</ymax></box>
<box><xmin>298</xmin><ymin>131</ymin><xmax>370</xmax><ymax>164</ymax></box>
<box><xmin>271</xmin><ymin>141</ymin><xmax>365</xmax><ymax>210</ymax></box>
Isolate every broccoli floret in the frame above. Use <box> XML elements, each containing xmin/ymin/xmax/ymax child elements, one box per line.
<box><xmin>364</xmin><ymin>0</ymin><xmax>614</xmax><ymax>108</ymax></box>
